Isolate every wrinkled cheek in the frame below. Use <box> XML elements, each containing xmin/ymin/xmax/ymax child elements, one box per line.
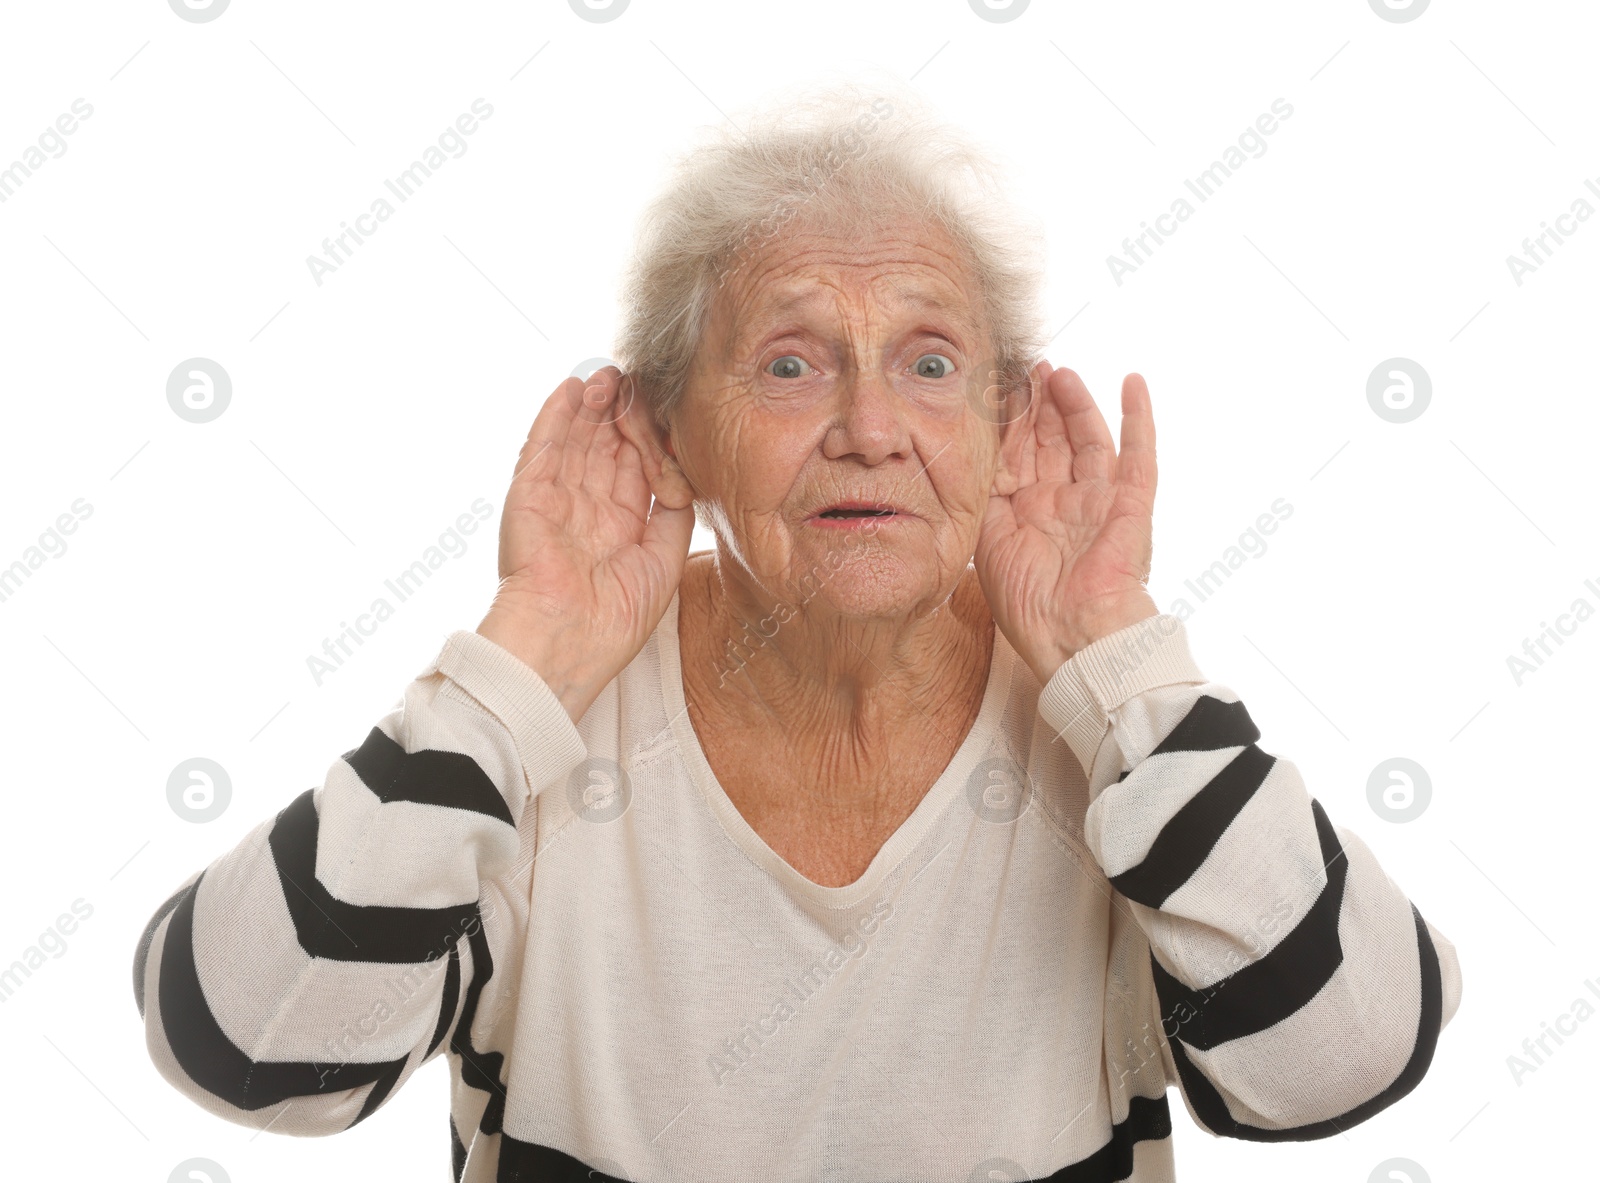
<box><xmin>711</xmin><ymin>503</ymin><xmax>794</xmax><ymax>582</ymax></box>
<box><xmin>926</xmin><ymin>452</ymin><xmax>991</xmax><ymax>524</ymax></box>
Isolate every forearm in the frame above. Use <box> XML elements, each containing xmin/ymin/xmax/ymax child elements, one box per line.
<box><xmin>1039</xmin><ymin>614</ymin><xmax>1463</xmax><ymax>1135</ymax></box>
<box><xmin>134</xmin><ymin>628</ymin><xmax>590</xmax><ymax>1134</ymax></box>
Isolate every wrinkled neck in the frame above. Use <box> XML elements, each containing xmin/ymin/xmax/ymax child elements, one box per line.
<box><xmin>679</xmin><ymin>551</ymin><xmax>995</xmax><ymax>750</ymax></box>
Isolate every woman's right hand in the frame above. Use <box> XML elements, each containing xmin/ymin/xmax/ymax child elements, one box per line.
<box><xmin>475</xmin><ymin>366</ymin><xmax>696</xmax><ymax>722</ymax></box>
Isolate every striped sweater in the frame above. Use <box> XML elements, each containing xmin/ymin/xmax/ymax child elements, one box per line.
<box><xmin>133</xmin><ymin>600</ymin><xmax>1462</xmax><ymax>1182</ymax></box>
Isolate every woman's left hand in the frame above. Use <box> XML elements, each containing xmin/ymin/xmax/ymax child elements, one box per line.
<box><xmin>974</xmin><ymin>362</ymin><xmax>1161</xmax><ymax>686</ymax></box>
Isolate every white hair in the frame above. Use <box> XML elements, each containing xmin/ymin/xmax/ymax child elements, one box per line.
<box><xmin>612</xmin><ymin>73</ymin><xmax>1051</xmax><ymax>430</ymax></box>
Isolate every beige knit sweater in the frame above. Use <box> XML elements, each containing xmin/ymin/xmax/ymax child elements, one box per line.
<box><xmin>133</xmin><ymin>600</ymin><xmax>1461</xmax><ymax>1182</ymax></box>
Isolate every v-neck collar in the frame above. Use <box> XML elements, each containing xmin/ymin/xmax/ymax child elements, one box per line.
<box><xmin>656</xmin><ymin>579</ymin><xmax>1016</xmax><ymax>909</ymax></box>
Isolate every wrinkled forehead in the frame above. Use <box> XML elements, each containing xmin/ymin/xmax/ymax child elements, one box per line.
<box><xmin>712</xmin><ymin>219</ymin><xmax>986</xmax><ymax>354</ymax></box>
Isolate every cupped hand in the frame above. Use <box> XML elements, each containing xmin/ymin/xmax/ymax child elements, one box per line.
<box><xmin>973</xmin><ymin>362</ymin><xmax>1161</xmax><ymax>685</ymax></box>
<box><xmin>476</xmin><ymin>367</ymin><xmax>696</xmax><ymax>720</ymax></box>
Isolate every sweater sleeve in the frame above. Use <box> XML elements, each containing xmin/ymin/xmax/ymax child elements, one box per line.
<box><xmin>1036</xmin><ymin>613</ymin><xmax>1463</xmax><ymax>1138</ymax></box>
<box><xmin>132</xmin><ymin>628</ymin><xmax>589</xmax><ymax>1136</ymax></box>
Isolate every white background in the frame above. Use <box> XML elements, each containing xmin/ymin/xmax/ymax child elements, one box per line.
<box><xmin>0</xmin><ymin>0</ymin><xmax>1594</xmax><ymax>1179</ymax></box>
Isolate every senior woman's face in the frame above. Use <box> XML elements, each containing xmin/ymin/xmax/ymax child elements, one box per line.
<box><xmin>666</xmin><ymin>216</ymin><xmax>1020</xmax><ymax>619</ymax></box>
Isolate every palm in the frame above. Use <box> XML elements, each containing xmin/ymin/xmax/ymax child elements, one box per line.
<box><xmin>974</xmin><ymin>366</ymin><xmax>1157</xmax><ymax>673</ymax></box>
<box><xmin>497</xmin><ymin>370</ymin><xmax>694</xmax><ymax>658</ymax></box>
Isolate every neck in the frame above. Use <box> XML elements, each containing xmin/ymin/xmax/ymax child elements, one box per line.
<box><xmin>681</xmin><ymin>550</ymin><xmax>995</xmax><ymax>754</ymax></box>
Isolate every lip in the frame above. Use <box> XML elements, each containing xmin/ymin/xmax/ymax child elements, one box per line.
<box><xmin>805</xmin><ymin>500</ymin><xmax>915</xmax><ymax>530</ymax></box>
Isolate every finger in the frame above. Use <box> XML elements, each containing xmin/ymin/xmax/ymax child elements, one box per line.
<box><xmin>977</xmin><ymin>479</ymin><xmax>1020</xmax><ymax>554</ymax></box>
<box><xmin>1009</xmin><ymin>363</ymin><xmax>1049</xmax><ymax>489</ymax></box>
<box><xmin>1047</xmin><ymin>368</ymin><xmax>1117</xmax><ymax>489</ymax></box>
<box><xmin>575</xmin><ymin>372</ymin><xmax>627</xmax><ymax>503</ymax></box>
<box><xmin>511</xmin><ymin>375</ymin><xmax>588</xmax><ymax>485</ymax></box>
<box><xmin>1026</xmin><ymin>369</ymin><xmax>1075</xmax><ymax>486</ymax></box>
<box><xmin>611</xmin><ymin>420</ymin><xmax>653</xmax><ymax>522</ymax></box>
<box><xmin>1024</xmin><ymin>364</ymin><xmax>1062</xmax><ymax>486</ymax></box>
<box><xmin>1116</xmin><ymin>373</ymin><xmax>1157</xmax><ymax>501</ymax></box>
<box><xmin>638</xmin><ymin>496</ymin><xmax>696</xmax><ymax>589</ymax></box>
<box><xmin>561</xmin><ymin>369</ymin><xmax>620</xmax><ymax>492</ymax></box>
<box><xmin>614</xmin><ymin>373</ymin><xmax>683</xmax><ymax>509</ymax></box>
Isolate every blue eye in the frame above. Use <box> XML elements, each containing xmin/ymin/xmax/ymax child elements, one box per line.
<box><xmin>767</xmin><ymin>355</ymin><xmax>811</xmax><ymax>379</ymax></box>
<box><xmin>913</xmin><ymin>354</ymin><xmax>956</xmax><ymax>379</ymax></box>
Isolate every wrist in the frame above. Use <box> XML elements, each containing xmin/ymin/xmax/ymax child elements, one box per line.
<box><xmin>474</xmin><ymin>606</ymin><xmax>609</xmax><ymax>723</ymax></box>
<box><xmin>1022</xmin><ymin>593</ymin><xmax>1161</xmax><ymax>685</ymax></box>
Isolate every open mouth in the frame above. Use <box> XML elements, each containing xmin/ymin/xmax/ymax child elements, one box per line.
<box><xmin>808</xmin><ymin>501</ymin><xmax>909</xmax><ymax>529</ymax></box>
<box><xmin>818</xmin><ymin>507</ymin><xmax>895</xmax><ymax>519</ymax></box>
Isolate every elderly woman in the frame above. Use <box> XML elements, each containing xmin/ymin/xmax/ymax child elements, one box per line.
<box><xmin>133</xmin><ymin>85</ymin><xmax>1460</xmax><ymax>1182</ymax></box>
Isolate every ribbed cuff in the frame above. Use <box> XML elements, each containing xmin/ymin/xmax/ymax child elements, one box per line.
<box><xmin>424</xmin><ymin>628</ymin><xmax>590</xmax><ymax>800</ymax></box>
<box><xmin>1036</xmin><ymin>614</ymin><xmax>1206</xmax><ymax>779</ymax></box>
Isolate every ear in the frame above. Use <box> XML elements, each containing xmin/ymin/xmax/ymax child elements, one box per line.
<box><xmin>616</xmin><ymin>375</ymin><xmax>696</xmax><ymax>510</ymax></box>
<box><xmin>989</xmin><ymin>360</ymin><xmax>1044</xmax><ymax>498</ymax></box>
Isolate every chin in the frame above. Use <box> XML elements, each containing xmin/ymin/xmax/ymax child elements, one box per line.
<box><xmin>774</xmin><ymin>545</ymin><xmax>942</xmax><ymax>619</ymax></box>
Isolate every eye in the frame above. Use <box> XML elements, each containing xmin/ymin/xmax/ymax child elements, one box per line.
<box><xmin>912</xmin><ymin>353</ymin><xmax>957</xmax><ymax>379</ymax></box>
<box><xmin>767</xmin><ymin>355</ymin><xmax>812</xmax><ymax>379</ymax></box>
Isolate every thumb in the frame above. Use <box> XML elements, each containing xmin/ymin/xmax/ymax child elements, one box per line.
<box><xmin>639</xmin><ymin>496</ymin><xmax>696</xmax><ymax>580</ymax></box>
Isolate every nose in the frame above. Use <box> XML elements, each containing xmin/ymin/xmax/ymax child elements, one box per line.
<box><xmin>822</xmin><ymin>358</ymin><xmax>914</xmax><ymax>467</ymax></box>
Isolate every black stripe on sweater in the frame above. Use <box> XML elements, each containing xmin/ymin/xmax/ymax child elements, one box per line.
<box><xmin>427</xmin><ymin>941</ymin><xmax>463</xmax><ymax>1059</ymax></box>
<box><xmin>133</xmin><ymin>881</ymin><xmax>195</xmax><ymax>1019</ymax></box>
<box><xmin>453</xmin><ymin>909</ymin><xmax>513</xmax><ymax>1137</ymax></box>
<box><xmin>1047</xmin><ymin>1093</ymin><xmax>1172</xmax><ymax>1182</ymax></box>
<box><xmin>451</xmin><ymin>1111</ymin><xmax>469</xmax><ymax>1182</ymax></box>
<box><xmin>488</xmin><ymin>1095</ymin><xmax>1172</xmax><ymax>1182</ymax></box>
<box><xmin>349</xmin><ymin>1050</ymin><xmax>405</xmax><ymax>1127</ymax></box>
<box><xmin>1113</xmin><ymin>695</ymin><xmax>1261</xmax><ymax>785</ymax></box>
<box><xmin>341</xmin><ymin>725</ymin><xmax>515</xmax><ymax>826</ymax></box>
<box><xmin>345</xmin><ymin>937</ymin><xmax>464</xmax><ymax>1132</ymax></box>
<box><xmin>1151</xmin><ymin>695</ymin><xmax>1260</xmax><ymax>755</ymax></box>
<box><xmin>1108</xmin><ymin>744</ymin><xmax>1278</xmax><ymax>908</ymax></box>
<box><xmin>1167</xmin><ymin>902</ymin><xmax>1443</xmax><ymax>1141</ymax></box>
<box><xmin>156</xmin><ymin>868</ymin><xmax>409</xmax><ymax>1112</ymax></box>
<box><xmin>270</xmin><ymin>788</ymin><xmax>483</xmax><ymax>963</ymax></box>
<box><xmin>1148</xmin><ymin>798</ymin><xmax>1348</xmax><ymax>1050</ymax></box>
